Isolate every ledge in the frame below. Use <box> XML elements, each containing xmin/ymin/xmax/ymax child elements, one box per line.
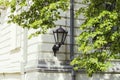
<box><xmin>24</xmin><ymin>60</ymin><xmax>120</xmax><ymax>74</ymax></box>
<box><xmin>37</xmin><ymin>65</ymin><xmax>72</xmax><ymax>73</ymax></box>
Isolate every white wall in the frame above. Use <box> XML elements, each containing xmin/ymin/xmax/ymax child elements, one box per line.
<box><xmin>0</xmin><ymin>8</ymin><xmax>21</xmax><ymax>73</ymax></box>
<box><xmin>0</xmin><ymin>7</ymin><xmax>23</xmax><ymax>80</ymax></box>
<box><xmin>0</xmin><ymin>1</ymin><xmax>120</xmax><ymax>80</ymax></box>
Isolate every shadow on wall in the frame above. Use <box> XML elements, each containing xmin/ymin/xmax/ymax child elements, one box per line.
<box><xmin>37</xmin><ymin>40</ymin><xmax>69</xmax><ymax>68</ymax></box>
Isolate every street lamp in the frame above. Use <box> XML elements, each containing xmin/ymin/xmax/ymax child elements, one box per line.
<box><xmin>52</xmin><ymin>26</ymin><xmax>68</xmax><ymax>56</ymax></box>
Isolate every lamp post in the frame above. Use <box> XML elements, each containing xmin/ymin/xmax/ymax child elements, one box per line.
<box><xmin>70</xmin><ymin>0</ymin><xmax>75</xmax><ymax>80</ymax></box>
<box><xmin>52</xmin><ymin>26</ymin><xmax>68</xmax><ymax>56</ymax></box>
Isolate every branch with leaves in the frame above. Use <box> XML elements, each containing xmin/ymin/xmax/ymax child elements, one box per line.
<box><xmin>71</xmin><ymin>0</ymin><xmax>120</xmax><ymax>77</ymax></box>
<box><xmin>3</xmin><ymin>0</ymin><xmax>69</xmax><ymax>38</ymax></box>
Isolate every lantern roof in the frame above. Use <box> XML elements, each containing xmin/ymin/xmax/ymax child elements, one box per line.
<box><xmin>53</xmin><ymin>26</ymin><xmax>68</xmax><ymax>33</ymax></box>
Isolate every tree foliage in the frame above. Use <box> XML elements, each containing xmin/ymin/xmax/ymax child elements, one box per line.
<box><xmin>71</xmin><ymin>0</ymin><xmax>120</xmax><ymax>77</ymax></box>
<box><xmin>0</xmin><ymin>0</ymin><xmax>9</xmax><ymax>7</ymax></box>
<box><xmin>2</xmin><ymin>0</ymin><xmax>69</xmax><ymax>38</ymax></box>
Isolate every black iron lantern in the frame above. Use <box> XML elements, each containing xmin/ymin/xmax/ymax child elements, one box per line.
<box><xmin>52</xmin><ymin>26</ymin><xmax>68</xmax><ymax>56</ymax></box>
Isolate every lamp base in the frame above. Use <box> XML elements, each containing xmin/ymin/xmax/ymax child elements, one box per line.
<box><xmin>52</xmin><ymin>44</ymin><xmax>61</xmax><ymax>56</ymax></box>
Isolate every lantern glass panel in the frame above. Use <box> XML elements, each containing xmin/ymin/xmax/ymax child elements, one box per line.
<box><xmin>62</xmin><ymin>32</ymin><xmax>67</xmax><ymax>43</ymax></box>
<box><xmin>57</xmin><ymin>32</ymin><xmax>64</xmax><ymax>44</ymax></box>
<box><xmin>53</xmin><ymin>31</ymin><xmax>57</xmax><ymax>43</ymax></box>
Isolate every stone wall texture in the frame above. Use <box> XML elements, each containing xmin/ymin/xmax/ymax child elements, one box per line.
<box><xmin>0</xmin><ymin>0</ymin><xmax>120</xmax><ymax>80</ymax></box>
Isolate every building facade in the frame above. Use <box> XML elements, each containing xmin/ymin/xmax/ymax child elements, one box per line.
<box><xmin>0</xmin><ymin>0</ymin><xmax>120</xmax><ymax>80</ymax></box>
